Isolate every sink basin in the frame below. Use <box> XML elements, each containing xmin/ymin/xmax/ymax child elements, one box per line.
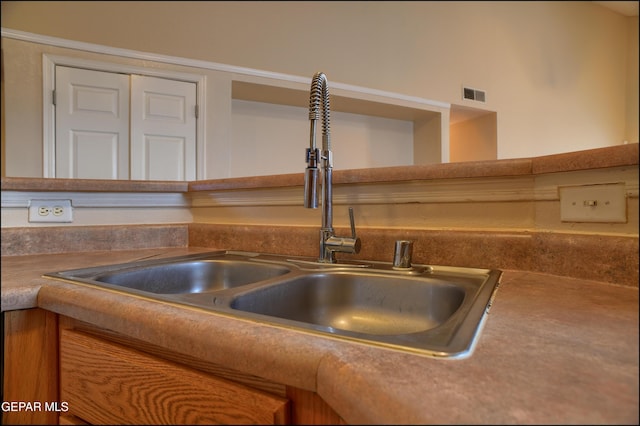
<box><xmin>45</xmin><ymin>251</ymin><xmax>502</xmax><ymax>358</ymax></box>
<box><xmin>226</xmin><ymin>266</ymin><xmax>500</xmax><ymax>357</ymax></box>
<box><xmin>230</xmin><ymin>272</ymin><xmax>465</xmax><ymax>335</ymax></box>
<box><xmin>48</xmin><ymin>252</ymin><xmax>292</xmax><ymax>295</ymax></box>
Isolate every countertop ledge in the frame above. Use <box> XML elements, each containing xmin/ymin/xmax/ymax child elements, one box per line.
<box><xmin>2</xmin><ymin>248</ymin><xmax>638</xmax><ymax>424</ymax></box>
<box><xmin>2</xmin><ymin>143</ymin><xmax>637</xmax><ymax>192</ymax></box>
<box><xmin>0</xmin><ymin>177</ymin><xmax>189</xmax><ymax>192</ymax></box>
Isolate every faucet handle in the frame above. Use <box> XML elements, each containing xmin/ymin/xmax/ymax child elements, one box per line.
<box><xmin>348</xmin><ymin>207</ymin><xmax>357</xmax><ymax>239</ymax></box>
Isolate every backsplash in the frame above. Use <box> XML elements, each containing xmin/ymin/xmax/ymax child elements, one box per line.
<box><xmin>1</xmin><ymin>224</ymin><xmax>188</xmax><ymax>256</ymax></box>
<box><xmin>188</xmin><ymin>223</ymin><xmax>638</xmax><ymax>288</ymax></box>
<box><xmin>1</xmin><ymin>222</ymin><xmax>636</xmax><ymax>287</ymax></box>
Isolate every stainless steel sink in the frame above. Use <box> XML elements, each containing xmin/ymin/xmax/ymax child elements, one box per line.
<box><xmin>47</xmin><ymin>251</ymin><xmax>292</xmax><ymax>295</ymax></box>
<box><xmin>225</xmin><ymin>264</ymin><xmax>501</xmax><ymax>357</ymax></box>
<box><xmin>229</xmin><ymin>272</ymin><xmax>466</xmax><ymax>335</ymax></box>
<box><xmin>45</xmin><ymin>250</ymin><xmax>502</xmax><ymax>358</ymax></box>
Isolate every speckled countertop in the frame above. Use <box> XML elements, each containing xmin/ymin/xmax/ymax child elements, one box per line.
<box><xmin>1</xmin><ymin>247</ymin><xmax>638</xmax><ymax>424</ymax></box>
<box><xmin>2</xmin><ymin>143</ymin><xmax>638</xmax><ymax>193</ymax></box>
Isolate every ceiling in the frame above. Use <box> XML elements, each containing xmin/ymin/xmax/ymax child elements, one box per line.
<box><xmin>593</xmin><ymin>1</ymin><xmax>639</xmax><ymax>16</ymax></box>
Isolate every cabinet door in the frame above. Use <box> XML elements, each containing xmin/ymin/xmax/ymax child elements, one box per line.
<box><xmin>2</xmin><ymin>309</ymin><xmax>59</xmax><ymax>425</ymax></box>
<box><xmin>130</xmin><ymin>75</ymin><xmax>197</xmax><ymax>181</ymax></box>
<box><xmin>55</xmin><ymin>66</ymin><xmax>130</xmax><ymax>179</ymax></box>
<box><xmin>55</xmin><ymin>67</ymin><xmax>197</xmax><ymax>181</ymax></box>
<box><xmin>60</xmin><ymin>329</ymin><xmax>290</xmax><ymax>424</ymax></box>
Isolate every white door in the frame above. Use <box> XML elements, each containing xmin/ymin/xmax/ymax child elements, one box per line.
<box><xmin>55</xmin><ymin>67</ymin><xmax>197</xmax><ymax>180</ymax></box>
<box><xmin>55</xmin><ymin>66</ymin><xmax>130</xmax><ymax>179</ymax></box>
<box><xmin>130</xmin><ymin>75</ymin><xmax>197</xmax><ymax>181</ymax></box>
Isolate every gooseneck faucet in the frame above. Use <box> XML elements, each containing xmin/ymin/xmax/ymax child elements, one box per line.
<box><xmin>304</xmin><ymin>72</ymin><xmax>361</xmax><ymax>263</ymax></box>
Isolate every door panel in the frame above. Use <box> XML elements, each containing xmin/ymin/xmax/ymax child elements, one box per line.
<box><xmin>145</xmin><ymin>135</ymin><xmax>187</xmax><ymax>180</ymax></box>
<box><xmin>55</xmin><ymin>67</ymin><xmax>197</xmax><ymax>181</ymax></box>
<box><xmin>130</xmin><ymin>75</ymin><xmax>197</xmax><ymax>181</ymax></box>
<box><xmin>72</xmin><ymin>131</ymin><xmax>121</xmax><ymax>179</ymax></box>
<box><xmin>55</xmin><ymin>66</ymin><xmax>130</xmax><ymax>179</ymax></box>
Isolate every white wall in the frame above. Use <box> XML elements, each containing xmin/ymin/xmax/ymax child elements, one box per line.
<box><xmin>230</xmin><ymin>100</ymin><xmax>414</xmax><ymax>177</ymax></box>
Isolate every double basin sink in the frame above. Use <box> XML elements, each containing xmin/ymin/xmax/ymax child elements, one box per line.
<box><xmin>45</xmin><ymin>251</ymin><xmax>502</xmax><ymax>358</ymax></box>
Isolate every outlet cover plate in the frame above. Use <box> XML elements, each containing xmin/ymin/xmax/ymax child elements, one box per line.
<box><xmin>28</xmin><ymin>199</ymin><xmax>73</xmax><ymax>223</ymax></box>
<box><xmin>559</xmin><ymin>183</ymin><xmax>626</xmax><ymax>223</ymax></box>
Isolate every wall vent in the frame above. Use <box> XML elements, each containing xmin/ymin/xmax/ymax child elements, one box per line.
<box><xmin>462</xmin><ymin>86</ymin><xmax>486</xmax><ymax>103</ymax></box>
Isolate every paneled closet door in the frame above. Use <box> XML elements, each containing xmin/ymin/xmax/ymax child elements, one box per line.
<box><xmin>130</xmin><ymin>75</ymin><xmax>197</xmax><ymax>181</ymax></box>
<box><xmin>55</xmin><ymin>66</ymin><xmax>130</xmax><ymax>179</ymax></box>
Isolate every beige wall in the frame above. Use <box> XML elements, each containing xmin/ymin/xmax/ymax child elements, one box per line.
<box><xmin>450</xmin><ymin>113</ymin><xmax>497</xmax><ymax>162</ymax></box>
<box><xmin>1</xmin><ymin>1</ymin><xmax>638</xmax><ymax>170</ymax></box>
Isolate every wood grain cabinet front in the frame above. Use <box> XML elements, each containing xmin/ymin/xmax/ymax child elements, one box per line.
<box><xmin>59</xmin><ymin>329</ymin><xmax>290</xmax><ymax>425</ymax></box>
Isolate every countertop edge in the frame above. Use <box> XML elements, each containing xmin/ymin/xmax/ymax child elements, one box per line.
<box><xmin>2</xmin><ymin>144</ymin><xmax>637</xmax><ymax>192</ymax></box>
<box><xmin>35</xmin><ymin>280</ymin><xmax>328</xmax><ymax>392</ymax></box>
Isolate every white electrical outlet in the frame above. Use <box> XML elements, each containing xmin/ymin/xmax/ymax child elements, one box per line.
<box><xmin>28</xmin><ymin>200</ymin><xmax>73</xmax><ymax>223</ymax></box>
<box><xmin>559</xmin><ymin>183</ymin><xmax>626</xmax><ymax>223</ymax></box>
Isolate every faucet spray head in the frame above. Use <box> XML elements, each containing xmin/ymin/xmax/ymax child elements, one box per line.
<box><xmin>304</xmin><ymin>167</ymin><xmax>319</xmax><ymax>209</ymax></box>
<box><xmin>304</xmin><ymin>148</ymin><xmax>319</xmax><ymax>208</ymax></box>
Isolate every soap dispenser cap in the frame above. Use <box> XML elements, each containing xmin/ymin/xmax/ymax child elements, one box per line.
<box><xmin>393</xmin><ymin>240</ymin><xmax>413</xmax><ymax>269</ymax></box>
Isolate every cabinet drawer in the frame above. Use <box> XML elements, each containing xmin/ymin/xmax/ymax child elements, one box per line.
<box><xmin>60</xmin><ymin>329</ymin><xmax>290</xmax><ymax>424</ymax></box>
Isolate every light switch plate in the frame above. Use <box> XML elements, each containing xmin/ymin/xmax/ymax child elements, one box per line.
<box><xmin>559</xmin><ymin>183</ymin><xmax>626</xmax><ymax>223</ymax></box>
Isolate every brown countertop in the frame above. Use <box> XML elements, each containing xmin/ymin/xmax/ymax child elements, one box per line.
<box><xmin>190</xmin><ymin>143</ymin><xmax>639</xmax><ymax>190</ymax></box>
<box><xmin>2</xmin><ymin>248</ymin><xmax>638</xmax><ymax>424</ymax></box>
<box><xmin>0</xmin><ymin>177</ymin><xmax>189</xmax><ymax>192</ymax></box>
<box><xmin>2</xmin><ymin>143</ymin><xmax>637</xmax><ymax>192</ymax></box>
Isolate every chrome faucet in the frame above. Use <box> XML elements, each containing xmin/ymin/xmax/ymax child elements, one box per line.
<box><xmin>304</xmin><ymin>72</ymin><xmax>361</xmax><ymax>263</ymax></box>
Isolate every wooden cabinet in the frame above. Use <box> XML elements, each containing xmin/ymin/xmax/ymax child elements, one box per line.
<box><xmin>59</xmin><ymin>328</ymin><xmax>289</xmax><ymax>424</ymax></box>
<box><xmin>2</xmin><ymin>309</ymin><xmax>59</xmax><ymax>425</ymax></box>
<box><xmin>3</xmin><ymin>309</ymin><xmax>345</xmax><ymax>425</ymax></box>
